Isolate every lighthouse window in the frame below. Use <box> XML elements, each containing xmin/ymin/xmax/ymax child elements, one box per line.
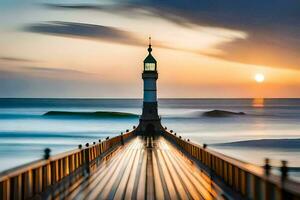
<box><xmin>145</xmin><ymin>63</ymin><xmax>155</xmax><ymax>71</ymax></box>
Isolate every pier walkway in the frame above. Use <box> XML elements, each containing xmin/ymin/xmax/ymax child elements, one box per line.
<box><xmin>1</xmin><ymin>130</ymin><xmax>300</xmax><ymax>200</ymax></box>
<box><xmin>57</xmin><ymin>136</ymin><xmax>230</xmax><ymax>200</ymax></box>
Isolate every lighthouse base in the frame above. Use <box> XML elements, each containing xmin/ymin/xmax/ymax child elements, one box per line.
<box><xmin>135</xmin><ymin>119</ymin><xmax>164</xmax><ymax>136</ymax></box>
<box><xmin>135</xmin><ymin>102</ymin><xmax>164</xmax><ymax>136</ymax></box>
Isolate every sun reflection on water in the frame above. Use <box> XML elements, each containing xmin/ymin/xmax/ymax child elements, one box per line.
<box><xmin>252</xmin><ymin>98</ymin><xmax>264</xmax><ymax>108</ymax></box>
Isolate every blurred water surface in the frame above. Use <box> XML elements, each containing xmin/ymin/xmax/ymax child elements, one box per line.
<box><xmin>0</xmin><ymin>98</ymin><xmax>299</xmax><ymax>180</ymax></box>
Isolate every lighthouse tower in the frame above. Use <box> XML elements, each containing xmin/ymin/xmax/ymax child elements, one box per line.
<box><xmin>137</xmin><ymin>38</ymin><xmax>163</xmax><ymax>135</ymax></box>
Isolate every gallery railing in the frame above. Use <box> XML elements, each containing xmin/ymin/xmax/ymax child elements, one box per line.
<box><xmin>0</xmin><ymin>129</ymin><xmax>135</xmax><ymax>200</ymax></box>
<box><xmin>163</xmin><ymin>129</ymin><xmax>300</xmax><ymax>200</ymax></box>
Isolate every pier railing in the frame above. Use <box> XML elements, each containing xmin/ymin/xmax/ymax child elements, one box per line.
<box><xmin>163</xmin><ymin>130</ymin><xmax>300</xmax><ymax>200</ymax></box>
<box><xmin>0</xmin><ymin>130</ymin><xmax>134</xmax><ymax>200</ymax></box>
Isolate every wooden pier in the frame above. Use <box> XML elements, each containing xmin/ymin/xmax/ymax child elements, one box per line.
<box><xmin>0</xmin><ymin>129</ymin><xmax>300</xmax><ymax>200</ymax></box>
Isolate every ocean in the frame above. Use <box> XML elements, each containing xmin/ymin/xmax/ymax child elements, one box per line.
<box><xmin>0</xmin><ymin>98</ymin><xmax>299</xmax><ymax>181</ymax></box>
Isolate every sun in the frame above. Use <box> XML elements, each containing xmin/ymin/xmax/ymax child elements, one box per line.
<box><xmin>254</xmin><ymin>73</ymin><xmax>265</xmax><ymax>83</ymax></box>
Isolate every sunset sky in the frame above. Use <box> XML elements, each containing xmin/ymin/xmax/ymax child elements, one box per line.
<box><xmin>1</xmin><ymin>0</ymin><xmax>300</xmax><ymax>98</ymax></box>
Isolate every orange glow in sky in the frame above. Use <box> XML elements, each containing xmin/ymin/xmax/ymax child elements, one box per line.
<box><xmin>0</xmin><ymin>1</ymin><xmax>300</xmax><ymax>98</ymax></box>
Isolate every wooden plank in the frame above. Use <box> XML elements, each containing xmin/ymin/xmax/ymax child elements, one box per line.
<box><xmin>156</xmin><ymin>149</ymin><xmax>178</xmax><ymax>200</ymax></box>
<box><xmin>112</xmin><ymin>144</ymin><xmax>139</xmax><ymax>200</ymax></box>
<box><xmin>161</xmin><ymin>142</ymin><xmax>201</xmax><ymax>200</ymax></box>
<box><xmin>136</xmin><ymin>148</ymin><xmax>147</xmax><ymax>200</ymax></box>
<box><xmin>123</xmin><ymin>145</ymin><xmax>143</xmax><ymax>199</ymax></box>
<box><xmin>83</xmin><ymin>141</ymin><xmax>136</xmax><ymax>199</ymax></box>
<box><xmin>159</xmin><ymin>142</ymin><xmax>189</xmax><ymax>200</ymax></box>
<box><xmin>46</xmin><ymin>136</ymin><xmax>247</xmax><ymax>200</ymax></box>
<box><xmin>152</xmin><ymin>150</ymin><xmax>165</xmax><ymax>200</ymax></box>
<box><xmin>161</xmin><ymin>137</ymin><xmax>216</xmax><ymax>199</ymax></box>
<box><xmin>146</xmin><ymin>149</ymin><xmax>154</xmax><ymax>200</ymax></box>
<box><xmin>68</xmin><ymin>140</ymin><xmax>135</xmax><ymax>199</ymax></box>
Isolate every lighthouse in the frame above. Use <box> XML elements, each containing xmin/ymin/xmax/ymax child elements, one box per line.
<box><xmin>136</xmin><ymin>38</ymin><xmax>163</xmax><ymax>135</ymax></box>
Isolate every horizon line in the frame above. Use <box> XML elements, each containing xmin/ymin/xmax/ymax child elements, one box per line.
<box><xmin>0</xmin><ymin>97</ymin><xmax>300</xmax><ymax>100</ymax></box>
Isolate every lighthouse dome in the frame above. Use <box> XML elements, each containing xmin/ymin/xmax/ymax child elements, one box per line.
<box><xmin>144</xmin><ymin>53</ymin><xmax>157</xmax><ymax>64</ymax></box>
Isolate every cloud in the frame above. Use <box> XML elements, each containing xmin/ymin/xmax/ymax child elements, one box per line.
<box><xmin>0</xmin><ymin>57</ymin><xmax>35</xmax><ymax>63</ymax></box>
<box><xmin>42</xmin><ymin>3</ymin><xmax>139</xmax><ymax>14</ymax></box>
<box><xmin>127</xmin><ymin>0</ymin><xmax>300</xmax><ymax>30</ymax></box>
<box><xmin>123</xmin><ymin>0</ymin><xmax>300</xmax><ymax>70</ymax></box>
<box><xmin>24</xmin><ymin>21</ymin><xmax>144</xmax><ymax>46</ymax></box>
<box><xmin>43</xmin><ymin>1</ymin><xmax>300</xmax><ymax>70</ymax></box>
<box><xmin>23</xmin><ymin>66</ymin><xmax>93</xmax><ymax>75</ymax></box>
<box><xmin>23</xmin><ymin>20</ymin><xmax>185</xmax><ymax>53</ymax></box>
<box><xmin>203</xmin><ymin>31</ymin><xmax>300</xmax><ymax>70</ymax></box>
<box><xmin>0</xmin><ymin>65</ymin><xmax>98</xmax><ymax>79</ymax></box>
<box><xmin>42</xmin><ymin>1</ymin><xmax>300</xmax><ymax>33</ymax></box>
<box><xmin>43</xmin><ymin>3</ymin><xmax>106</xmax><ymax>11</ymax></box>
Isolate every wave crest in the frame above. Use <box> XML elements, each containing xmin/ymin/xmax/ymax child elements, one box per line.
<box><xmin>43</xmin><ymin>111</ymin><xmax>138</xmax><ymax>118</ymax></box>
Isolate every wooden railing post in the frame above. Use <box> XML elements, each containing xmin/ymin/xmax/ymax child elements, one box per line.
<box><xmin>78</xmin><ymin>145</ymin><xmax>82</xmax><ymax>168</ymax></box>
<box><xmin>280</xmin><ymin>160</ymin><xmax>288</xmax><ymax>181</ymax></box>
<box><xmin>42</xmin><ymin>163</ymin><xmax>51</xmax><ymax>191</ymax></box>
<box><xmin>247</xmin><ymin>173</ymin><xmax>255</xmax><ymax>200</ymax></box>
<box><xmin>0</xmin><ymin>179</ymin><xmax>10</xmax><ymax>200</ymax></box>
<box><xmin>58</xmin><ymin>159</ymin><xmax>63</xmax><ymax>181</ymax></box>
<box><xmin>240</xmin><ymin>170</ymin><xmax>246</xmax><ymax>196</ymax></box>
<box><xmin>33</xmin><ymin>167</ymin><xmax>42</xmax><ymax>194</ymax></box>
<box><xmin>224</xmin><ymin>162</ymin><xmax>228</xmax><ymax>183</ymax></box>
<box><xmin>22</xmin><ymin>170</ymin><xmax>33</xmax><ymax>199</ymax></box>
<box><xmin>121</xmin><ymin>132</ymin><xmax>124</xmax><ymax>145</ymax></box>
<box><xmin>51</xmin><ymin>160</ymin><xmax>59</xmax><ymax>184</ymax></box>
<box><xmin>69</xmin><ymin>154</ymin><xmax>75</xmax><ymax>173</ymax></box>
<box><xmin>62</xmin><ymin>157</ymin><xmax>69</xmax><ymax>178</ymax></box>
<box><xmin>280</xmin><ymin>160</ymin><xmax>289</xmax><ymax>200</ymax></box>
<box><xmin>74</xmin><ymin>153</ymin><xmax>78</xmax><ymax>169</ymax></box>
<box><xmin>234</xmin><ymin>166</ymin><xmax>239</xmax><ymax>191</ymax></box>
<box><xmin>84</xmin><ymin>143</ymin><xmax>90</xmax><ymax>174</ymax></box>
<box><xmin>10</xmin><ymin>175</ymin><xmax>22</xmax><ymax>200</ymax></box>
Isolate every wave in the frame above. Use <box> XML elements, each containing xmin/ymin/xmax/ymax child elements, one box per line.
<box><xmin>43</xmin><ymin>111</ymin><xmax>138</xmax><ymax>119</ymax></box>
<box><xmin>213</xmin><ymin>138</ymin><xmax>300</xmax><ymax>149</ymax></box>
<box><xmin>202</xmin><ymin>110</ymin><xmax>246</xmax><ymax>117</ymax></box>
<box><xmin>0</xmin><ymin>131</ymin><xmax>109</xmax><ymax>139</ymax></box>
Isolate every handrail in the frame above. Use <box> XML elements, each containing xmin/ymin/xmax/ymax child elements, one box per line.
<box><xmin>0</xmin><ymin>148</ymin><xmax>81</xmax><ymax>182</ymax></box>
<box><xmin>0</xmin><ymin>129</ymin><xmax>136</xmax><ymax>200</ymax></box>
<box><xmin>163</xmin><ymin>130</ymin><xmax>300</xmax><ymax>200</ymax></box>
